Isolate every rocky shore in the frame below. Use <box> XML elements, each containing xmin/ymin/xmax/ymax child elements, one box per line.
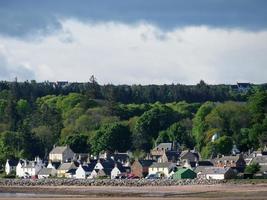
<box><xmin>0</xmin><ymin>178</ymin><xmax>224</xmax><ymax>187</ymax></box>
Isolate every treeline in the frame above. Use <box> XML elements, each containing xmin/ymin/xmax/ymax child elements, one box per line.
<box><xmin>2</xmin><ymin>78</ymin><xmax>263</xmax><ymax>104</ymax></box>
<box><xmin>0</xmin><ymin>79</ymin><xmax>266</xmax><ymax>165</ymax></box>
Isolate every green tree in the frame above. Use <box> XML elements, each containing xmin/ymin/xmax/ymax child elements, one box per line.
<box><xmin>91</xmin><ymin>123</ymin><xmax>131</xmax><ymax>154</ymax></box>
<box><xmin>245</xmin><ymin>163</ymin><xmax>261</xmax><ymax>174</ymax></box>
<box><xmin>0</xmin><ymin>131</ymin><xmax>23</xmax><ymax>163</ymax></box>
<box><xmin>248</xmin><ymin>91</ymin><xmax>267</xmax><ymax>124</ymax></box>
<box><xmin>192</xmin><ymin>102</ymin><xmax>215</xmax><ymax>151</ymax></box>
<box><xmin>132</xmin><ymin>106</ymin><xmax>179</xmax><ymax>151</ymax></box>
<box><xmin>62</xmin><ymin>134</ymin><xmax>90</xmax><ymax>153</ymax></box>
<box><xmin>213</xmin><ymin>136</ymin><xmax>233</xmax><ymax>156</ymax></box>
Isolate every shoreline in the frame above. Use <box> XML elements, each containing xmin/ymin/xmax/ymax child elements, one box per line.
<box><xmin>1</xmin><ymin>184</ymin><xmax>267</xmax><ymax>198</ymax></box>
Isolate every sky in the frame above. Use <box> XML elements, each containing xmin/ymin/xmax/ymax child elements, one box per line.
<box><xmin>0</xmin><ymin>0</ymin><xmax>267</xmax><ymax>85</ymax></box>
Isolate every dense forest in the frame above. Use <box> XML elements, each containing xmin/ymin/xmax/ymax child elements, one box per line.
<box><xmin>0</xmin><ymin>77</ymin><xmax>267</xmax><ymax>164</ymax></box>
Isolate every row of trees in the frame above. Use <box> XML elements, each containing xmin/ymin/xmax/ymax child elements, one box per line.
<box><xmin>1</xmin><ymin>78</ymin><xmax>260</xmax><ymax>104</ymax></box>
<box><xmin>0</xmin><ymin>79</ymin><xmax>266</xmax><ymax>164</ymax></box>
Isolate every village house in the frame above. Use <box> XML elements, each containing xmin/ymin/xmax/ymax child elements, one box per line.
<box><xmin>213</xmin><ymin>154</ymin><xmax>246</xmax><ymax>172</ymax></box>
<box><xmin>195</xmin><ymin>166</ymin><xmax>236</xmax><ymax>180</ymax></box>
<box><xmin>5</xmin><ymin>159</ymin><xmax>19</xmax><ymax>175</ymax></box>
<box><xmin>49</xmin><ymin>145</ymin><xmax>75</xmax><ymax>162</ymax></box>
<box><xmin>111</xmin><ymin>163</ymin><xmax>131</xmax><ymax>179</ymax></box>
<box><xmin>172</xmin><ymin>168</ymin><xmax>196</xmax><ymax>179</ymax></box>
<box><xmin>112</xmin><ymin>152</ymin><xmax>131</xmax><ymax>166</ymax></box>
<box><xmin>180</xmin><ymin>150</ymin><xmax>200</xmax><ymax>163</ymax></box>
<box><xmin>16</xmin><ymin>157</ymin><xmax>43</xmax><ymax>178</ymax></box>
<box><xmin>76</xmin><ymin>162</ymin><xmax>95</xmax><ymax>179</ymax></box>
<box><xmin>150</xmin><ymin>142</ymin><xmax>180</xmax><ymax>163</ymax></box>
<box><xmin>250</xmin><ymin>156</ymin><xmax>267</xmax><ymax>177</ymax></box>
<box><xmin>90</xmin><ymin>168</ymin><xmax>112</xmax><ymax>179</ymax></box>
<box><xmin>148</xmin><ymin>162</ymin><xmax>177</xmax><ymax>178</ymax></box>
<box><xmin>131</xmin><ymin>159</ymin><xmax>155</xmax><ymax>178</ymax></box>
<box><xmin>57</xmin><ymin>161</ymin><xmax>78</xmax><ymax>177</ymax></box>
<box><xmin>38</xmin><ymin>167</ymin><xmax>57</xmax><ymax>179</ymax></box>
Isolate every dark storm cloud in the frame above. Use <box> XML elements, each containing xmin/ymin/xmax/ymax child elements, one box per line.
<box><xmin>0</xmin><ymin>0</ymin><xmax>267</xmax><ymax>38</ymax></box>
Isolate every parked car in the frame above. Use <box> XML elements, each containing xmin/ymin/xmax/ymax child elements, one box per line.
<box><xmin>145</xmin><ymin>174</ymin><xmax>160</xmax><ymax>179</ymax></box>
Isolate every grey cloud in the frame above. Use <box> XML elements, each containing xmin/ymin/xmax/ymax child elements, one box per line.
<box><xmin>0</xmin><ymin>0</ymin><xmax>267</xmax><ymax>39</ymax></box>
<box><xmin>0</xmin><ymin>54</ymin><xmax>35</xmax><ymax>81</ymax></box>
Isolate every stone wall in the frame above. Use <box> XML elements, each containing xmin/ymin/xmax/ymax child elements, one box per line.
<box><xmin>0</xmin><ymin>178</ymin><xmax>224</xmax><ymax>187</ymax></box>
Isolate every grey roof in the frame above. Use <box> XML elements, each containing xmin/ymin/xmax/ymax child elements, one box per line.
<box><xmin>38</xmin><ymin>168</ymin><xmax>53</xmax><ymax>175</ymax></box>
<box><xmin>251</xmin><ymin>156</ymin><xmax>267</xmax><ymax>164</ymax></box>
<box><xmin>150</xmin><ymin>162</ymin><xmax>176</xmax><ymax>169</ymax></box>
<box><xmin>180</xmin><ymin>150</ymin><xmax>200</xmax><ymax>160</ymax></box>
<box><xmin>195</xmin><ymin>166</ymin><xmax>231</xmax><ymax>174</ymax></box>
<box><xmin>22</xmin><ymin>161</ymin><xmax>38</xmax><ymax>169</ymax></box>
<box><xmin>50</xmin><ymin>146</ymin><xmax>69</xmax><ymax>154</ymax></box>
<box><xmin>153</xmin><ymin>143</ymin><xmax>172</xmax><ymax>151</ymax></box>
<box><xmin>58</xmin><ymin>162</ymin><xmax>77</xmax><ymax>171</ymax></box>
<box><xmin>214</xmin><ymin>156</ymin><xmax>241</xmax><ymax>163</ymax></box>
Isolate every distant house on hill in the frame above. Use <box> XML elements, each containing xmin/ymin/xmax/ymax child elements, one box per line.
<box><xmin>231</xmin><ymin>82</ymin><xmax>251</xmax><ymax>93</ymax></box>
<box><xmin>49</xmin><ymin>145</ymin><xmax>74</xmax><ymax>162</ymax></box>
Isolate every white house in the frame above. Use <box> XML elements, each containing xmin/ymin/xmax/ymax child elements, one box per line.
<box><xmin>75</xmin><ymin>163</ymin><xmax>95</xmax><ymax>179</ymax></box>
<box><xmin>148</xmin><ymin>162</ymin><xmax>177</xmax><ymax>178</ymax></box>
<box><xmin>195</xmin><ymin>167</ymin><xmax>236</xmax><ymax>180</ymax></box>
<box><xmin>5</xmin><ymin>159</ymin><xmax>18</xmax><ymax>175</ymax></box>
<box><xmin>110</xmin><ymin>164</ymin><xmax>130</xmax><ymax>179</ymax></box>
<box><xmin>16</xmin><ymin>157</ymin><xmax>43</xmax><ymax>178</ymax></box>
<box><xmin>49</xmin><ymin>145</ymin><xmax>74</xmax><ymax>162</ymax></box>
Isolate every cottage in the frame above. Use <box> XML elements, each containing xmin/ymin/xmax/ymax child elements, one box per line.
<box><xmin>250</xmin><ymin>156</ymin><xmax>267</xmax><ymax>177</ymax></box>
<box><xmin>38</xmin><ymin>168</ymin><xmax>57</xmax><ymax>179</ymax></box>
<box><xmin>57</xmin><ymin>161</ymin><xmax>78</xmax><ymax>177</ymax></box>
<box><xmin>76</xmin><ymin>163</ymin><xmax>95</xmax><ymax>179</ymax></box>
<box><xmin>148</xmin><ymin>162</ymin><xmax>177</xmax><ymax>178</ymax></box>
<box><xmin>16</xmin><ymin>157</ymin><xmax>43</xmax><ymax>178</ymax></box>
<box><xmin>150</xmin><ymin>143</ymin><xmax>179</xmax><ymax>162</ymax></box>
<box><xmin>90</xmin><ymin>168</ymin><xmax>112</xmax><ymax>178</ymax></box>
<box><xmin>49</xmin><ymin>145</ymin><xmax>74</xmax><ymax>162</ymax></box>
<box><xmin>172</xmin><ymin>168</ymin><xmax>196</xmax><ymax>179</ymax></box>
<box><xmin>180</xmin><ymin>150</ymin><xmax>200</xmax><ymax>163</ymax></box>
<box><xmin>94</xmin><ymin>159</ymin><xmax>115</xmax><ymax>170</ymax></box>
<box><xmin>5</xmin><ymin>159</ymin><xmax>19</xmax><ymax>175</ymax></box>
<box><xmin>131</xmin><ymin>159</ymin><xmax>154</xmax><ymax>178</ymax></box>
<box><xmin>195</xmin><ymin>167</ymin><xmax>236</xmax><ymax>180</ymax></box>
<box><xmin>111</xmin><ymin>163</ymin><xmax>131</xmax><ymax>179</ymax></box>
<box><xmin>112</xmin><ymin>152</ymin><xmax>131</xmax><ymax>166</ymax></box>
<box><xmin>213</xmin><ymin>154</ymin><xmax>246</xmax><ymax>172</ymax></box>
